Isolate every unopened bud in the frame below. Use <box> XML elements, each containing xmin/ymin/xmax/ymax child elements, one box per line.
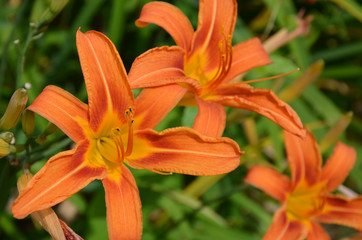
<box><xmin>0</xmin><ymin>132</ymin><xmax>14</xmax><ymax>143</ymax></box>
<box><xmin>0</xmin><ymin>139</ymin><xmax>10</xmax><ymax>159</ymax></box>
<box><xmin>35</xmin><ymin>122</ymin><xmax>58</xmax><ymax>144</ymax></box>
<box><xmin>17</xmin><ymin>171</ymin><xmax>34</xmax><ymax>192</ymax></box>
<box><xmin>44</xmin><ymin>122</ymin><xmax>58</xmax><ymax>136</ymax></box>
<box><xmin>22</xmin><ymin>109</ymin><xmax>35</xmax><ymax>138</ymax></box>
<box><xmin>30</xmin><ymin>0</ymin><xmax>69</xmax><ymax>24</ymax></box>
<box><xmin>0</xmin><ymin>88</ymin><xmax>28</xmax><ymax>131</ymax></box>
<box><xmin>35</xmin><ymin>134</ymin><xmax>47</xmax><ymax>145</ymax></box>
<box><xmin>16</xmin><ymin>171</ymin><xmax>67</xmax><ymax>240</ymax></box>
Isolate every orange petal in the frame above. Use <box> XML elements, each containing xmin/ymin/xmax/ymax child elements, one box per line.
<box><xmin>76</xmin><ymin>29</ymin><xmax>134</xmax><ymax>131</ymax></box>
<box><xmin>128</xmin><ymin>127</ymin><xmax>241</xmax><ymax>176</ymax></box>
<box><xmin>191</xmin><ymin>0</ymin><xmax>236</xmax><ymax>71</ymax></box>
<box><xmin>193</xmin><ymin>98</ymin><xmax>226</xmax><ymax>138</ymax></box>
<box><xmin>306</xmin><ymin>221</ymin><xmax>330</xmax><ymax>240</ymax></box>
<box><xmin>263</xmin><ymin>209</ymin><xmax>307</xmax><ymax>240</ymax></box>
<box><xmin>128</xmin><ymin>46</ymin><xmax>200</xmax><ymax>92</ymax></box>
<box><xmin>316</xmin><ymin>195</ymin><xmax>362</xmax><ymax>231</ymax></box>
<box><xmin>223</xmin><ymin>38</ymin><xmax>272</xmax><ymax>83</ymax></box>
<box><xmin>284</xmin><ymin>130</ymin><xmax>321</xmax><ymax>186</ymax></box>
<box><xmin>210</xmin><ymin>83</ymin><xmax>305</xmax><ymax>138</ymax></box>
<box><xmin>102</xmin><ymin>165</ymin><xmax>142</xmax><ymax>240</ymax></box>
<box><xmin>319</xmin><ymin>142</ymin><xmax>356</xmax><ymax>192</ymax></box>
<box><xmin>28</xmin><ymin>85</ymin><xmax>88</xmax><ymax>143</ymax></box>
<box><xmin>135</xmin><ymin>1</ymin><xmax>194</xmax><ymax>50</ymax></box>
<box><xmin>244</xmin><ymin>165</ymin><xmax>290</xmax><ymax>202</ymax></box>
<box><xmin>11</xmin><ymin>141</ymin><xmax>106</xmax><ymax>219</ymax></box>
<box><xmin>133</xmin><ymin>85</ymin><xmax>186</xmax><ymax>130</ymax></box>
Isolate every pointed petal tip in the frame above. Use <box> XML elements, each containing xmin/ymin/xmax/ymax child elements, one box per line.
<box><xmin>11</xmin><ymin>204</ymin><xmax>27</xmax><ymax>219</ymax></box>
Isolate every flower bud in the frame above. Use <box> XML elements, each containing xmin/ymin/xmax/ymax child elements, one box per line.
<box><xmin>16</xmin><ymin>171</ymin><xmax>67</xmax><ymax>240</ymax></box>
<box><xmin>30</xmin><ymin>0</ymin><xmax>69</xmax><ymax>24</ymax></box>
<box><xmin>22</xmin><ymin>109</ymin><xmax>35</xmax><ymax>138</ymax></box>
<box><xmin>43</xmin><ymin>122</ymin><xmax>58</xmax><ymax>136</ymax></box>
<box><xmin>17</xmin><ymin>171</ymin><xmax>34</xmax><ymax>192</ymax></box>
<box><xmin>0</xmin><ymin>88</ymin><xmax>28</xmax><ymax>131</ymax></box>
<box><xmin>0</xmin><ymin>139</ymin><xmax>10</xmax><ymax>159</ymax></box>
<box><xmin>35</xmin><ymin>134</ymin><xmax>47</xmax><ymax>145</ymax></box>
<box><xmin>0</xmin><ymin>132</ymin><xmax>14</xmax><ymax>143</ymax></box>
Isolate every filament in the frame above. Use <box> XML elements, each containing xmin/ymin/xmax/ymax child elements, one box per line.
<box><xmin>242</xmin><ymin>68</ymin><xmax>300</xmax><ymax>84</ymax></box>
<box><xmin>126</xmin><ymin>158</ymin><xmax>172</xmax><ymax>175</ymax></box>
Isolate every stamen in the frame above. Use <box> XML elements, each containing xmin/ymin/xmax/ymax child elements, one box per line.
<box><xmin>206</xmin><ymin>29</ymin><xmax>233</xmax><ymax>90</ymax></box>
<box><xmin>111</xmin><ymin>128</ymin><xmax>124</xmax><ymax>162</ymax></box>
<box><xmin>242</xmin><ymin>68</ymin><xmax>300</xmax><ymax>84</ymax></box>
<box><xmin>125</xmin><ymin>107</ymin><xmax>134</xmax><ymax>157</ymax></box>
<box><xmin>126</xmin><ymin>159</ymin><xmax>173</xmax><ymax>175</ymax></box>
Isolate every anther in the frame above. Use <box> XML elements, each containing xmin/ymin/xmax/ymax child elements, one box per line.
<box><xmin>124</xmin><ymin>107</ymin><xmax>134</xmax><ymax>157</ymax></box>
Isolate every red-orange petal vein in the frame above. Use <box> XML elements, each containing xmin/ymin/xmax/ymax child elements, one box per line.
<box><xmin>284</xmin><ymin>130</ymin><xmax>321</xmax><ymax>185</ymax></box>
<box><xmin>128</xmin><ymin>127</ymin><xmax>241</xmax><ymax>176</ymax></box>
<box><xmin>76</xmin><ymin>29</ymin><xmax>134</xmax><ymax>131</ymax></box>
<box><xmin>28</xmin><ymin>85</ymin><xmax>88</xmax><ymax>143</ymax></box>
<box><xmin>12</xmin><ymin>142</ymin><xmax>106</xmax><ymax>219</ymax></box>
<box><xmin>210</xmin><ymin>83</ymin><xmax>305</xmax><ymax>138</ymax></box>
<box><xmin>102</xmin><ymin>165</ymin><xmax>142</xmax><ymax>240</ymax></box>
<box><xmin>319</xmin><ymin>142</ymin><xmax>356</xmax><ymax>192</ymax></box>
<box><xmin>245</xmin><ymin>165</ymin><xmax>290</xmax><ymax>202</ymax></box>
<box><xmin>193</xmin><ymin>98</ymin><xmax>226</xmax><ymax>138</ymax></box>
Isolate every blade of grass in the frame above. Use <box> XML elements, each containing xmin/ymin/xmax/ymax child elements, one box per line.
<box><xmin>331</xmin><ymin>0</ymin><xmax>362</xmax><ymax>23</ymax></box>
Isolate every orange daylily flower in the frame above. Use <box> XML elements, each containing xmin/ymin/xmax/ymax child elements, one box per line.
<box><xmin>128</xmin><ymin>0</ymin><xmax>304</xmax><ymax>138</ymax></box>
<box><xmin>11</xmin><ymin>30</ymin><xmax>241</xmax><ymax>240</ymax></box>
<box><xmin>245</xmin><ymin>130</ymin><xmax>362</xmax><ymax>240</ymax></box>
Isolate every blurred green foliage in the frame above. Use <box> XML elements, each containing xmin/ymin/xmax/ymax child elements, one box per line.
<box><xmin>0</xmin><ymin>0</ymin><xmax>361</xmax><ymax>239</ymax></box>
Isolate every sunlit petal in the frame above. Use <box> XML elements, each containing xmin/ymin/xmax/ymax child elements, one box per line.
<box><xmin>135</xmin><ymin>1</ymin><xmax>194</xmax><ymax>50</ymax></box>
<box><xmin>133</xmin><ymin>85</ymin><xmax>186</xmax><ymax>130</ymax></box>
<box><xmin>192</xmin><ymin>98</ymin><xmax>225</xmax><ymax>138</ymax></box>
<box><xmin>127</xmin><ymin>128</ymin><xmax>241</xmax><ymax>176</ymax></box>
<box><xmin>102</xmin><ymin>165</ymin><xmax>142</xmax><ymax>240</ymax></box>
<box><xmin>284</xmin><ymin>130</ymin><xmax>321</xmax><ymax>186</ymax></box>
<box><xmin>12</xmin><ymin>141</ymin><xmax>106</xmax><ymax>219</ymax></box>
<box><xmin>319</xmin><ymin>142</ymin><xmax>356</xmax><ymax>192</ymax></box>
<box><xmin>28</xmin><ymin>85</ymin><xmax>88</xmax><ymax>142</ymax></box>
<box><xmin>128</xmin><ymin>46</ymin><xmax>200</xmax><ymax>92</ymax></box>
<box><xmin>263</xmin><ymin>209</ymin><xmax>307</xmax><ymax>240</ymax></box>
<box><xmin>191</xmin><ymin>0</ymin><xmax>236</xmax><ymax>71</ymax></box>
<box><xmin>222</xmin><ymin>38</ymin><xmax>272</xmax><ymax>83</ymax></box>
<box><xmin>245</xmin><ymin>165</ymin><xmax>290</xmax><ymax>202</ymax></box>
<box><xmin>316</xmin><ymin>195</ymin><xmax>362</xmax><ymax>231</ymax></box>
<box><xmin>76</xmin><ymin>30</ymin><xmax>134</xmax><ymax>130</ymax></box>
<box><xmin>210</xmin><ymin>84</ymin><xmax>305</xmax><ymax>138</ymax></box>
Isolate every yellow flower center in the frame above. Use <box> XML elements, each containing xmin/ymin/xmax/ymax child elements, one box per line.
<box><xmin>84</xmin><ymin>107</ymin><xmax>172</xmax><ymax>178</ymax></box>
<box><xmin>183</xmin><ymin>29</ymin><xmax>233</xmax><ymax>96</ymax></box>
<box><xmin>286</xmin><ymin>180</ymin><xmax>327</xmax><ymax>223</ymax></box>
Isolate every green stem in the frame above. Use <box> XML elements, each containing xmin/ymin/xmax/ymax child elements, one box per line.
<box><xmin>16</xmin><ymin>23</ymin><xmax>39</xmax><ymax>89</ymax></box>
<box><xmin>17</xmin><ymin>134</ymin><xmax>69</xmax><ymax>165</ymax></box>
<box><xmin>331</xmin><ymin>0</ymin><xmax>362</xmax><ymax>23</ymax></box>
<box><xmin>0</xmin><ymin>0</ymin><xmax>30</xmax><ymax>90</ymax></box>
